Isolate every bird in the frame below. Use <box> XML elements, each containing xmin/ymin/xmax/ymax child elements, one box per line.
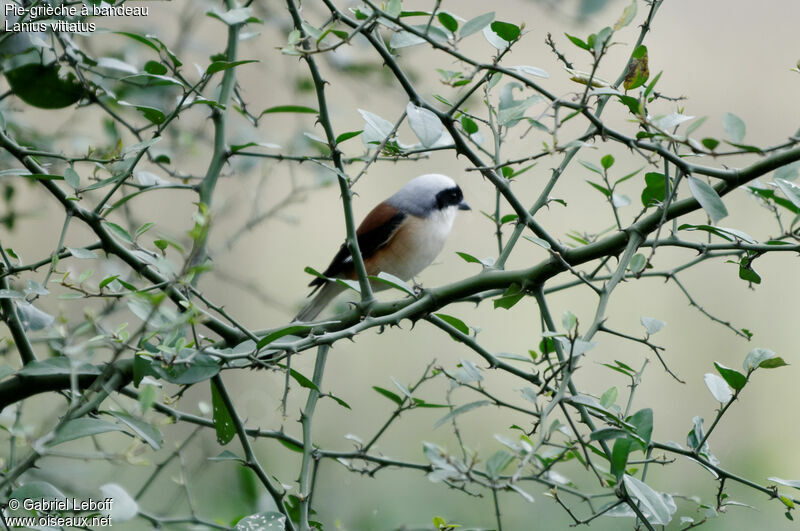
<box><xmin>294</xmin><ymin>173</ymin><xmax>470</xmax><ymax>322</ymax></box>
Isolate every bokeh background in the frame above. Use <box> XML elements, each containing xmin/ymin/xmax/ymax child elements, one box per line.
<box><xmin>2</xmin><ymin>0</ymin><xmax>800</xmax><ymax>529</ymax></box>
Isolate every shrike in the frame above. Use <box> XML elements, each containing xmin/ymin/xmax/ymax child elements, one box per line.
<box><xmin>295</xmin><ymin>173</ymin><xmax>470</xmax><ymax>322</ymax></box>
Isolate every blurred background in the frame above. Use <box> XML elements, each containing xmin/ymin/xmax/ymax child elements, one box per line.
<box><xmin>2</xmin><ymin>0</ymin><xmax>800</xmax><ymax>529</ymax></box>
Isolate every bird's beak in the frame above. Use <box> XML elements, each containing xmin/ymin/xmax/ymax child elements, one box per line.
<box><xmin>458</xmin><ymin>200</ymin><xmax>471</xmax><ymax>211</ymax></box>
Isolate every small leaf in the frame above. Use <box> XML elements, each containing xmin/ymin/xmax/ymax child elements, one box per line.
<box><xmin>768</xmin><ymin>477</ymin><xmax>800</xmax><ymax>490</ymax></box>
<box><xmin>437</xmin><ymin>12</ymin><xmax>458</xmax><ymax>32</ymax></box>
<box><xmin>722</xmin><ymin>112</ymin><xmax>746</xmax><ymax>143</ymax></box>
<box><xmin>614</xmin><ymin>0</ymin><xmax>638</xmax><ymax>31</ymax></box>
<box><xmin>107</xmin><ymin>411</ymin><xmax>162</xmax><ymax>450</ymax></box>
<box><xmin>261</xmin><ymin>105</ymin><xmax>318</xmax><ymax>115</ymax></box>
<box><xmin>486</xmin><ymin>450</ymin><xmax>514</xmax><ymax>478</ymax></box>
<box><xmin>435</xmin><ymin>313</ymin><xmax>469</xmax><ymax>335</ymax></box>
<box><xmin>490</xmin><ymin>21</ymin><xmax>520</xmax><ymax>42</ymax></box>
<box><xmin>775</xmin><ymin>178</ymin><xmax>800</xmax><ymax>209</ymax></box>
<box><xmin>288</xmin><ymin>368</ymin><xmax>319</xmax><ymax>391</ymax></box>
<box><xmin>623</xmin><ymin>474</ymin><xmax>674</xmax><ymax>526</ymax></box>
<box><xmin>104</xmin><ymin>222</ymin><xmax>134</xmax><ymax>244</ymax></box>
<box><xmin>641</xmin><ymin>172</ymin><xmax>666</xmax><ymax>206</ymax></box>
<box><xmin>335</xmin><ymin>130</ymin><xmax>362</xmax><ymax>144</ymax></box>
<box><xmin>434</xmin><ymin>400</ymin><xmax>490</xmax><ymax>428</ymax></box>
<box><xmin>256</xmin><ymin>325</ymin><xmax>310</xmax><ymax>349</ymax></box>
<box><xmin>406</xmin><ymin>102</ymin><xmax>444</xmax><ymax>148</ymax></box>
<box><xmin>714</xmin><ymin>362</ymin><xmax>747</xmax><ymax>390</ymax></box>
<box><xmin>64</xmin><ymin>167</ymin><xmax>80</xmax><ymax>190</ymax></box>
<box><xmin>460</xmin><ymin>12</ymin><xmax>494</xmax><ymax>38</ymax></box>
<box><xmin>623</xmin><ymin>45</ymin><xmax>649</xmax><ymax>90</ymax></box>
<box><xmin>601</xmin><ymin>154</ymin><xmax>615</xmax><ymax>170</ymax></box>
<box><xmin>210</xmin><ymin>379</ymin><xmax>236</xmax><ymax>445</ymax></box>
<box><xmin>629</xmin><ymin>253</ymin><xmax>646</xmax><ymax>274</ymax></box>
<box><xmin>372</xmin><ymin>386</ymin><xmax>403</xmax><ymax>405</ymax></box>
<box><xmin>688</xmin><ymin>176</ymin><xmax>728</xmax><ymax>224</ymax></box>
<box><xmin>371</xmin><ymin>272</ymin><xmax>415</xmax><ymax>295</ymax></box>
<box><xmin>564</xmin><ymin>33</ymin><xmax>590</xmax><ymax>51</ymax></box>
<box><xmin>640</xmin><ymin>317</ymin><xmax>665</xmax><ymax>335</ymax></box>
<box><xmin>49</xmin><ymin>418</ymin><xmax>123</xmax><ymax>446</ymax></box>
<box><xmin>704</xmin><ymin>373</ymin><xmax>733</xmax><ymax>403</ymax></box>
<box><xmin>206</xmin><ymin>59</ymin><xmax>258</xmax><ymax>75</ymax></box>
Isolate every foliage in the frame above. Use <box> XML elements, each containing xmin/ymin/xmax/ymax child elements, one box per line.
<box><xmin>0</xmin><ymin>0</ymin><xmax>799</xmax><ymax>530</ymax></box>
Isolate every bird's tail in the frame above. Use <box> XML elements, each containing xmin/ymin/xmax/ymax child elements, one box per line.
<box><xmin>294</xmin><ymin>281</ymin><xmax>344</xmax><ymax>322</ymax></box>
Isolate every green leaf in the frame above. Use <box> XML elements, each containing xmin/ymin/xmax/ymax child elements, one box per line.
<box><xmin>490</xmin><ymin>21</ymin><xmax>521</xmax><ymax>41</ymax></box>
<box><xmin>406</xmin><ymin>102</ymin><xmax>444</xmax><ymax>148</ymax></box>
<box><xmin>461</xmin><ymin>116</ymin><xmax>478</xmax><ymax>134</ymax></box>
<box><xmin>118</xmin><ymin>101</ymin><xmax>166</xmax><ymax>125</ymax></box>
<box><xmin>601</xmin><ymin>154</ymin><xmax>615</xmax><ymax>170</ymax></box>
<box><xmin>146</xmin><ymin>352</ymin><xmax>220</xmax><ymax>385</ymax></box>
<box><xmin>623</xmin><ymin>474</ymin><xmax>673</xmax><ymax>526</ymax></box>
<box><xmin>326</xmin><ymin>393</ymin><xmax>352</xmax><ymax>410</ymax></box>
<box><xmin>564</xmin><ymin>33</ymin><xmax>590</xmax><ymax>51</ymax></box>
<box><xmin>4</xmin><ymin>63</ymin><xmax>83</xmax><ymax>109</ymax></box>
<box><xmin>288</xmin><ymin>368</ymin><xmax>319</xmax><ymax>391</ymax></box>
<box><xmin>775</xmin><ymin>178</ymin><xmax>800</xmax><ymax>209</ymax></box>
<box><xmin>579</xmin><ymin>159</ymin><xmax>603</xmax><ymax>175</ymax></box>
<box><xmin>335</xmin><ymin>130</ymin><xmax>362</xmax><ymax>144</ymax></box>
<box><xmin>64</xmin><ymin>167</ymin><xmax>80</xmax><ymax>190</ymax></box>
<box><xmin>677</xmin><ymin>224</ymin><xmax>755</xmax><ymax>243</ymax></box>
<box><xmin>714</xmin><ymin>362</ymin><xmax>747</xmax><ymax>390</ymax></box>
<box><xmin>629</xmin><ymin>253</ymin><xmax>646</xmax><ymax>274</ymax></box>
<box><xmin>207</xmin><ymin>7</ymin><xmax>262</xmax><ymax>25</ymax></box>
<box><xmin>456</xmin><ymin>251</ymin><xmax>482</xmax><ymax>264</ymax></box>
<box><xmin>66</xmin><ymin>246</ymin><xmax>98</xmax><ymax>260</ymax></box>
<box><xmin>371</xmin><ymin>272</ymin><xmax>415</xmax><ymax>295</ymax></box>
<box><xmin>372</xmin><ymin>386</ymin><xmax>403</xmax><ymax>405</ymax></box>
<box><xmin>641</xmin><ymin>172</ymin><xmax>666</xmax><ymax>206</ymax></box>
<box><xmin>586</xmin><ymin>180</ymin><xmax>611</xmax><ymax>198</ymax></box>
<box><xmin>722</xmin><ymin>112</ymin><xmax>746</xmax><ymax>143</ymax></box>
<box><xmin>208</xmin><ymin>450</ymin><xmax>243</xmax><ymax>462</ymax></box>
<box><xmin>99</xmin><ymin>275</ymin><xmax>120</xmax><ymax>290</ymax></box>
<box><xmin>385</xmin><ymin>0</ymin><xmax>401</xmax><ymax>17</ymax></box>
<box><xmin>628</xmin><ymin>408</ymin><xmax>653</xmax><ymax>449</ymax></box>
<box><xmin>434</xmin><ymin>400</ymin><xmax>490</xmax><ymax>428</ymax></box>
<box><xmin>486</xmin><ymin>450</ymin><xmax>514</xmax><ymax>478</ymax></box>
<box><xmin>144</xmin><ymin>60</ymin><xmax>168</xmax><ymax>75</ymax></box>
<box><xmin>739</xmin><ymin>264</ymin><xmax>761</xmax><ymax>284</ymax></box>
<box><xmin>590</xmin><ymin>428</ymin><xmax>628</xmax><ymax>441</ymax></box>
<box><xmin>701</xmin><ymin>137</ymin><xmax>720</xmax><ymax>151</ymax></box>
<box><xmin>235</xmin><ymin>512</ymin><xmax>287</xmax><ymax>530</ymax></box>
<box><xmin>688</xmin><ymin>176</ymin><xmax>728</xmax><ymax>224</ymax></box>
<box><xmin>107</xmin><ymin>411</ymin><xmax>163</xmax><ymax>450</ymax></box>
<box><xmin>260</xmin><ymin>105</ymin><xmax>318</xmax><ymax>115</ymax></box>
<box><xmin>437</xmin><ymin>12</ymin><xmax>458</xmax><ymax>32</ymax></box>
<box><xmin>104</xmin><ymin>222</ymin><xmax>135</xmax><ymax>244</ymax></box>
<box><xmin>623</xmin><ymin>45</ymin><xmax>649</xmax><ymax>90</ymax></box>
<box><xmin>435</xmin><ymin>313</ymin><xmax>469</xmax><ymax>335</ymax></box>
<box><xmin>460</xmin><ymin>12</ymin><xmax>494</xmax><ymax>38</ymax></box>
<box><xmin>18</xmin><ymin>358</ymin><xmax>101</xmax><ymax>377</ymax></box>
<box><xmin>494</xmin><ymin>283</ymin><xmax>525</xmax><ymax>310</ymax></box>
<box><xmin>210</xmin><ymin>379</ymin><xmax>236</xmax><ymax>445</ymax></box>
<box><xmin>611</xmin><ymin>438</ymin><xmax>632</xmax><ymax>479</ymax></box>
<box><xmin>256</xmin><ymin>325</ymin><xmax>310</xmax><ymax>349</ymax></box>
<box><xmin>600</xmin><ymin>386</ymin><xmax>618</xmax><ymax>408</ymax></box>
<box><xmin>206</xmin><ymin>59</ymin><xmax>259</xmax><ymax>75</ymax></box>
<box><xmin>49</xmin><ymin>418</ymin><xmax>123</xmax><ymax>446</ymax></box>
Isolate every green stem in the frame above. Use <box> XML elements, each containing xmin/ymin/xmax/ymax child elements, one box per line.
<box><xmin>299</xmin><ymin>344</ymin><xmax>330</xmax><ymax>530</ymax></box>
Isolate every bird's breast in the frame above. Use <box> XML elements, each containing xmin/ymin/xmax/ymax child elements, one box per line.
<box><xmin>366</xmin><ymin>209</ymin><xmax>456</xmax><ymax>282</ymax></box>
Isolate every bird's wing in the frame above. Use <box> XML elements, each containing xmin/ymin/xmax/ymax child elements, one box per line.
<box><xmin>309</xmin><ymin>203</ymin><xmax>406</xmax><ymax>289</ymax></box>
